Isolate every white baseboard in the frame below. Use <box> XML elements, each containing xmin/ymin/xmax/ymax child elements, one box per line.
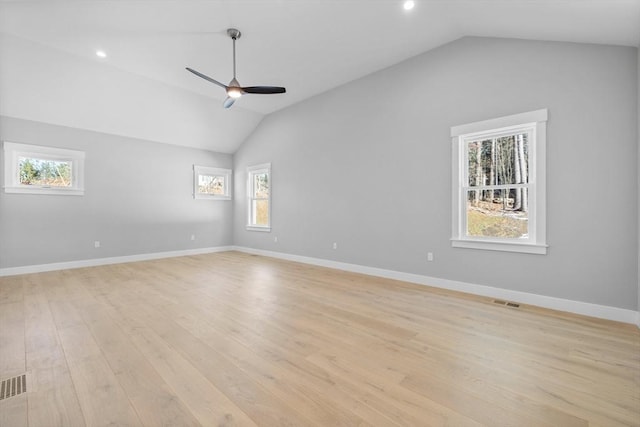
<box><xmin>0</xmin><ymin>246</ymin><xmax>234</xmax><ymax>277</ymax></box>
<box><xmin>233</xmin><ymin>246</ymin><xmax>640</xmax><ymax>326</ymax></box>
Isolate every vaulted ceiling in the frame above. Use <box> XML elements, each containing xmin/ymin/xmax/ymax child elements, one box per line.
<box><xmin>1</xmin><ymin>0</ymin><xmax>639</xmax><ymax>153</ymax></box>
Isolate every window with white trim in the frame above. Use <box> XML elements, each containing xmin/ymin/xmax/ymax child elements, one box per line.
<box><xmin>246</xmin><ymin>163</ymin><xmax>271</xmax><ymax>231</ymax></box>
<box><xmin>193</xmin><ymin>165</ymin><xmax>231</xmax><ymax>200</ymax></box>
<box><xmin>451</xmin><ymin>109</ymin><xmax>547</xmax><ymax>254</ymax></box>
<box><xmin>3</xmin><ymin>141</ymin><xmax>85</xmax><ymax>196</ymax></box>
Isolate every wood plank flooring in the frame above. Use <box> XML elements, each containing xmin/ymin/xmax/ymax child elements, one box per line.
<box><xmin>0</xmin><ymin>251</ymin><xmax>638</xmax><ymax>426</ymax></box>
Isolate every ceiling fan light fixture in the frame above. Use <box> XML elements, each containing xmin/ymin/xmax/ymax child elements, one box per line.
<box><xmin>227</xmin><ymin>87</ymin><xmax>243</xmax><ymax>98</ymax></box>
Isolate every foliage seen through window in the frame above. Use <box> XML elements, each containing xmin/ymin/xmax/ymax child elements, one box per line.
<box><xmin>19</xmin><ymin>157</ymin><xmax>72</xmax><ymax>187</ymax></box>
<box><xmin>466</xmin><ymin>133</ymin><xmax>529</xmax><ymax>238</ymax></box>
<box><xmin>198</xmin><ymin>175</ymin><xmax>225</xmax><ymax>195</ymax></box>
<box><xmin>252</xmin><ymin>172</ymin><xmax>269</xmax><ymax>226</ymax></box>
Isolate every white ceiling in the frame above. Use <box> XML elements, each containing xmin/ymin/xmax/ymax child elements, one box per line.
<box><xmin>0</xmin><ymin>0</ymin><xmax>639</xmax><ymax>150</ymax></box>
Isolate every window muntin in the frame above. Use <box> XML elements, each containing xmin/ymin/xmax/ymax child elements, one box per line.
<box><xmin>193</xmin><ymin>166</ymin><xmax>231</xmax><ymax>200</ymax></box>
<box><xmin>3</xmin><ymin>142</ymin><xmax>85</xmax><ymax>195</ymax></box>
<box><xmin>247</xmin><ymin>163</ymin><xmax>271</xmax><ymax>231</ymax></box>
<box><xmin>451</xmin><ymin>109</ymin><xmax>547</xmax><ymax>254</ymax></box>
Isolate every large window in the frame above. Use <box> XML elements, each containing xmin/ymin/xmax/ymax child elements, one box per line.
<box><xmin>3</xmin><ymin>142</ymin><xmax>85</xmax><ymax>196</ymax></box>
<box><xmin>193</xmin><ymin>165</ymin><xmax>231</xmax><ymax>200</ymax></box>
<box><xmin>451</xmin><ymin>109</ymin><xmax>547</xmax><ymax>254</ymax></box>
<box><xmin>246</xmin><ymin>163</ymin><xmax>271</xmax><ymax>231</ymax></box>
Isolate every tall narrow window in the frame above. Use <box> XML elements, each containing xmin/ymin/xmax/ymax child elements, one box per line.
<box><xmin>451</xmin><ymin>109</ymin><xmax>547</xmax><ymax>254</ymax></box>
<box><xmin>3</xmin><ymin>142</ymin><xmax>85</xmax><ymax>196</ymax></box>
<box><xmin>246</xmin><ymin>163</ymin><xmax>271</xmax><ymax>231</ymax></box>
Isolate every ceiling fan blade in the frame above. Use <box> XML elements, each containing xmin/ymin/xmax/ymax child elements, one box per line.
<box><xmin>186</xmin><ymin>67</ymin><xmax>228</xmax><ymax>90</ymax></box>
<box><xmin>223</xmin><ymin>97</ymin><xmax>236</xmax><ymax>109</ymax></box>
<box><xmin>241</xmin><ymin>86</ymin><xmax>286</xmax><ymax>95</ymax></box>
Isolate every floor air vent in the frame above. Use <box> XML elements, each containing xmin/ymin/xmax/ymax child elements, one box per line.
<box><xmin>493</xmin><ymin>300</ymin><xmax>520</xmax><ymax>308</ymax></box>
<box><xmin>0</xmin><ymin>374</ymin><xmax>27</xmax><ymax>400</ymax></box>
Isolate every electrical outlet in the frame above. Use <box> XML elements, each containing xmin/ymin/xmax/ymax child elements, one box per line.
<box><xmin>94</xmin><ymin>241</ymin><xmax>100</xmax><ymax>248</ymax></box>
<box><xmin>333</xmin><ymin>242</ymin><xmax>338</xmax><ymax>250</ymax></box>
<box><xmin>274</xmin><ymin>236</ymin><xmax>278</xmax><ymax>243</ymax></box>
<box><xmin>190</xmin><ymin>234</ymin><xmax>196</xmax><ymax>241</ymax></box>
<box><xmin>427</xmin><ymin>252</ymin><xmax>434</xmax><ymax>261</ymax></box>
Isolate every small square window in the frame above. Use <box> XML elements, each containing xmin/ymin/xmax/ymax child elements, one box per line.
<box><xmin>3</xmin><ymin>142</ymin><xmax>85</xmax><ymax>196</ymax></box>
<box><xmin>193</xmin><ymin>165</ymin><xmax>231</xmax><ymax>200</ymax></box>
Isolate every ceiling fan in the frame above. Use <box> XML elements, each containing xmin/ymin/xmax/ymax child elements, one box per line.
<box><xmin>186</xmin><ymin>28</ymin><xmax>286</xmax><ymax>109</ymax></box>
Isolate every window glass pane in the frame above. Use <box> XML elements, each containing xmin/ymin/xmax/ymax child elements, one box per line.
<box><xmin>198</xmin><ymin>175</ymin><xmax>225</xmax><ymax>195</ymax></box>
<box><xmin>19</xmin><ymin>157</ymin><xmax>72</xmax><ymax>187</ymax></box>
<box><xmin>467</xmin><ymin>139</ymin><xmax>493</xmax><ymax>187</ymax></box>
<box><xmin>253</xmin><ymin>172</ymin><xmax>269</xmax><ymax>198</ymax></box>
<box><xmin>252</xmin><ymin>200</ymin><xmax>269</xmax><ymax>225</ymax></box>
<box><xmin>466</xmin><ymin>188</ymin><xmax>528</xmax><ymax>238</ymax></box>
<box><xmin>467</xmin><ymin>133</ymin><xmax>528</xmax><ymax>187</ymax></box>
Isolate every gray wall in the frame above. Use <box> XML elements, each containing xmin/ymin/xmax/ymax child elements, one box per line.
<box><xmin>0</xmin><ymin>116</ymin><xmax>233</xmax><ymax>268</ymax></box>
<box><xmin>233</xmin><ymin>37</ymin><xmax>639</xmax><ymax>310</ymax></box>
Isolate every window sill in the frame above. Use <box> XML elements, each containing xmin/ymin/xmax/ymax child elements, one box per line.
<box><xmin>451</xmin><ymin>239</ymin><xmax>547</xmax><ymax>255</ymax></box>
<box><xmin>4</xmin><ymin>186</ymin><xmax>84</xmax><ymax>196</ymax></box>
<box><xmin>246</xmin><ymin>225</ymin><xmax>271</xmax><ymax>232</ymax></box>
<box><xmin>194</xmin><ymin>194</ymin><xmax>231</xmax><ymax>200</ymax></box>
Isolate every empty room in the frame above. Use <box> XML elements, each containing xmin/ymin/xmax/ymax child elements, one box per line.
<box><xmin>1</xmin><ymin>0</ymin><xmax>639</xmax><ymax>426</ymax></box>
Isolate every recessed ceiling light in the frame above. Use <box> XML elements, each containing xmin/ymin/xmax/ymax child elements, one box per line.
<box><xmin>95</xmin><ymin>50</ymin><xmax>107</xmax><ymax>58</ymax></box>
<box><xmin>403</xmin><ymin>0</ymin><xmax>415</xmax><ymax>10</ymax></box>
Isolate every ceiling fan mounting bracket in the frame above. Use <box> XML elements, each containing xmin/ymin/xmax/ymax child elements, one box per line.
<box><xmin>227</xmin><ymin>28</ymin><xmax>241</xmax><ymax>40</ymax></box>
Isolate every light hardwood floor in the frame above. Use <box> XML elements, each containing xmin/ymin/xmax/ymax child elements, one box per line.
<box><xmin>0</xmin><ymin>251</ymin><xmax>638</xmax><ymax>426</ymax></box>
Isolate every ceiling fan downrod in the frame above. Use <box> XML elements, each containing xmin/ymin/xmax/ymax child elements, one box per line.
<box><xmin>227</xmin><ymin>28</ymin><xmax>241</xmax><ymax>79</ymax></box>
